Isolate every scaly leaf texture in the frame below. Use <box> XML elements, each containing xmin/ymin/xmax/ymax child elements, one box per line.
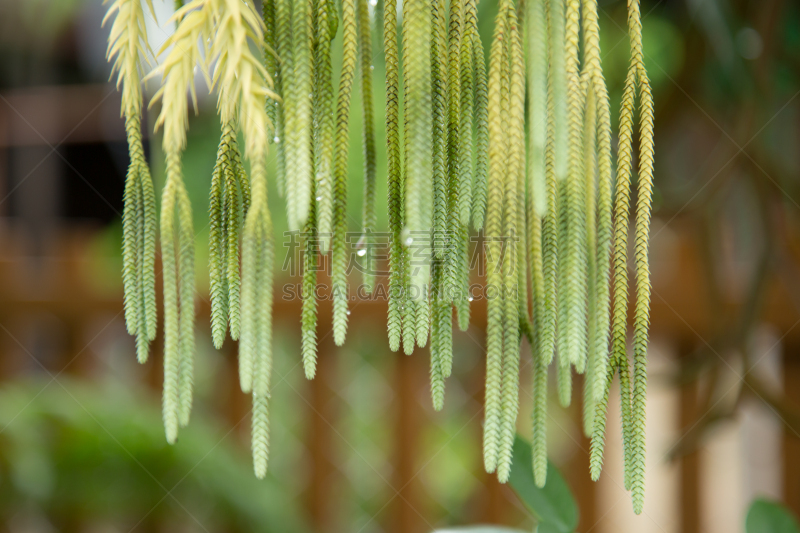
<box><xmin>454</xmin><ymin>0</ymin><xmax>477</xmax><ymax>331</ymax></box>
<box><xmin>630</xmin><ymin>0</ymin><xmax>654</xmax><ymax>513</ymax></box>
<box><xmin>106</xmin><ymin>0</ymin><xmax>157</xmax><ymax>361</ymax></box>
<box><xmin>263</xmin><ymin>0</ymin><xmax>279</xmax><ymax>137</ymax></box>
<box><xmin>437</xmin><ymin>290</ymin><xmax>454</xmax><ymax>378</ymax></box>
<box><xmin>384</xmin><ymin>0</ymin><xmax>403</xmax><ymax>352</ymax></box>
<box><xmin>540</xmin><ymin>0</ymin><xmax>565</xmax><ymax>367</ymax></box>
<box><xmin>302</xmin><ymin>193</ymin><xmax>319</xmax><ymax>379</ymax></box>
<box><xmin>211</xmin><ymin>2</ymin><xmax>275</xmax><ymax>406</ymax></box>
<box><xmin>302</xmin><ymin>0</ymin><xmax>327</xmax><ymax>379</ymax></box>
<box><xmin>431</xmin><ymin>0</ymin><xmax>448</xmax><ymax>258</ymax></box>
<box><xmin>582</xmin><ymin>78</ymin><xmax>598</xmax><ymax>435</ymax></box>
<box><xmin>458</xmin><ymin>0</ymin><xmax>477</xmax><ymax>227</ymax></box>
<box><xmin>429</xmin><ymin>260</ymin><xmax>446</xmax><ymax>410</ymax></box>
<box><xmin>252</xmin><ymin>392</ymin><xmax>271</xmax><ymax>479</ymax></box>
<box><xmin>428</xmin><ymin>0</ymin><xmax>448</xmax><ymax>364</ymax></box>
<box><xmin>332</xmin><ymin>0</ymin><xmax>358</xmax><ymax>346</ymax></box>
<box><xmin>160</xmin><ymin>149</ymin><xmax>195</xmax><ymax>443</ymax></box>
<box><xmin>531</xmin><ymin>338</ymin><xmax>548</xmax><ymax>487</ymax></box>
<box><xmin>582</xmin><ymin>0</ymin><xmax>613</xmax><ymax>411</ymax></box>
<box><xmin>209</xmin><ymin>129</ymin><xmax>230</xmax><ymax>349</ymax></box>
<box><xmin>149</xmin><ymin>1</ymin><xmax>213</xmax><ymax>444</ymax></box>
<box><xmin>555</xmin><ymin>180</ymin><xmax>572</xmax><ymax>407</ymax></box>
<box><xmin>526</xmin><ymin>0</ymin><xmax>547</xmax><ymax>219</ymax></box>
<box><xmin>274</xmin><ymin>0</ymin><xmax>293</xmax><ymax>197</ymax></box>
<box><xmin>443</xmin><ymin>0</ymin><xmax>463</xmax><ymax>298</ymax></box>
<box><xmin>496</xmin><ymin>4</ymin><xmax>525</xmax><ymax>484</ymax></box>
<box><xmin>263</xmin><ymin>0</ymin><xmax>286</xmax><ymax>203</ymax></box>
<box><xmin>563</xmin><ymin>0</ymin><xmax>587</xmax><ymax>372</ymax></box>
<box><xmin>455</xmin><ymin>223</ymin><xmax>471</xmax><ymax>332</ymax></box>
<box><xmin>482</xmin><ymin>4</ymin><xmax>508</xmax><ymax>475</ymax></box>
<box><xmin>240</xmin><ymin>158</ymin><xmax>275</xmax><ymax>476</ymax></box>
<box><xmin>402</xmin><ymin>0</ymin><xmax>432</xmax><ymax>301</ymax></box>
<box><xmin>402</xmin><ymin>295</ymin><xmax>418</xmax><ymax>355</ymax></box>
<box><xmin>525</xmin><ymin>0</ymin><xmax>548</xmax><ymax>382</ymax></box>
<box><xmin>416</xmin><ymin>290</ymin><xmax>430</xmax><ymax>346</ymax></box>
<box><xmin>471</xmin><ymin>35</ymin><xmax>489</xmax><ymax>231</ymax></box>
<box><xmin>313</xmin><ymin>0</ymin><xmax>336</xmax><ymax>252</ymax></box>
<box><xmin>288</xmin><ymin>0</ymin><xmax>313</xmax><ymax>230</ymax></box>
<box><xmin>606</xmin><ymin>62</ymin><xmax>637</xmax><ymax>490</ymax></box>
<box><xmin>176</xmin><ymin>167</ymin><xmax>195</xmax><ymax>430</ymax></box>
<box><xmin>589</xmin><ymin>350</ymin><xmax>616</xmax><ymax>480</ymax></box>
<box><xmin>358</xmin><ymin>0</ymin><xmax>378</xmax><ymax>294</ymax></box>
<box><xmin>208</xmin><ymin>122</ymin><xmax>247</xmax><ymax>349</ymax></box>
<box><xmin>528</xmin><ymin>187</ymin><xmax>547</xmax><ymax>485</ymax></box>
<box><xmin>226</xmin><ymin>136</ymin><xmax>249</xmax><ymax>341</ymax></box>
<box><xmin>619</xmin><ymin>350</ymin><xmax>634</xmax><ymax>492</ymax></box>
<box><xmin>557</xmin><ymin>349</ymin><xmax>573</xmax><ymax>408</ymax></box>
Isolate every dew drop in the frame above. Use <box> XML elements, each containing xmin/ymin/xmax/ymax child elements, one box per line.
<box><xmin>273</xmin><ymin>136</ymin><xmax>281</xmax><ymax>143</ymax></box>
<box><xmin>405</xmin><ymin>237</ymin><xmax>413</xmax><ymax>246</ymax></box>
<box><xmin>357</xmin><ymin>249</ymin><xmax>367</xmax><ymax>257</ymax></box>
<box><xmin>468</xmin><ymin>296</ymin><xmax>474</xmax><ymax>302</ymax></box>
<box><xmin>370</xmin><ymin>65</ymin><xmax>375</xmax><ymax>70</ymax></box>
<box><xmin>316</xmin><ymin>196</ymin><xmax>322</xmax><ymax>201</ymax></box>
<box><xmin>346</xmin><ymin>310</ymin><xmax>351</xmax><ymax>315</ymax></box>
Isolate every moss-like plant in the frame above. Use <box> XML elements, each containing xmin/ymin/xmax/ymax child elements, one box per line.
<box><xmin>106</xmin><ymin>0</ymin><xmax>654</xmax><ymax>511</ymax></box>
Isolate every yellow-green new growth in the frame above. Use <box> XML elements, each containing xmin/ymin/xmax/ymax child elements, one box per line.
<box><xmin>149</xmin><ymin>0</ymin><xmax>216</xmax><ymax>444</ymax></box>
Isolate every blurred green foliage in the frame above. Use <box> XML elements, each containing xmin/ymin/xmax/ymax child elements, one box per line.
<box><xmin>747</xmin><ymin>499</ymin><xmax>800</xmax><ymax>533</ymax></box>
<box><xmin>0</xmin><ymin>378</ymin><xmax>308</xmax><ymax>531</ymax></box>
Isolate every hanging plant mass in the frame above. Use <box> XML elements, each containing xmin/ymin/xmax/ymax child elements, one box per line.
<box><xmin>106</xmin><ymin>0</ymin><xmax>654</xmax><ymax>514</ymax></box>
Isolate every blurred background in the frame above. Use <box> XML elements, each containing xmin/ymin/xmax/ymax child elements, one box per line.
<box><xmin>0</xmin><ymin>0</ymin><xmax>798</xmax><ymax>531</ymax></box>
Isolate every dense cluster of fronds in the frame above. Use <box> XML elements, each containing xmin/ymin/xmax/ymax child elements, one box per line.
<box><xmin>106</xmin><ymin>0</ymin><xmax>654</xmax><ymax>508</ymax></box>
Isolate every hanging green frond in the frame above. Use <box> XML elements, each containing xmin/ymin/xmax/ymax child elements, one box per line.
<box><xmin>384</xmin><ymin>0</ymin><xmax>403</xmax><ymax>352</ymax></box>
<box><xmin>563</xmin><ymin>0</ymin><xmax>587</xmax><ymax>372</ymax></box>
<box><xmin>208</xmin><ymin>121</ymin><xmax>248</xmax><ymax>349</ymax></box>
<box><xmin>313</xmin><ymin>0</ymin><xmax>336</xmax><ymax>252</ymax></box>
<box><xmin>431</xmin><ymin>0</ymin><xmax>448</xmax><ymax>258</ymax></box>
<box><xmin>103</xmin><ymin>0</ymin><xmax>655</xmax><ymax>500</ymax></box>
<box><xmin>105</xmin><ymin>0</ymin><xmax>157</xmax><ymax>363</ymax></box>
<box><xmin>471</xmin><ymin>34</ymin><xmax>489</xmax><ymax>231</ymax></box>
<box><xmin>160</xmin><ymin>150</ymin><xmax>195</xmax><ymax>443</ymax></box>
<box><xmin>240</xmin><ymin>157</ymin><xmax>275</xmax><ymax>477</ymax></box>
<box><xmin>402</xmin><ymin>0</ymin><xmax>433</xmax><ymax>302</ymax></box>
<box><xmin>358</xmin><ymin>0</ymin><xmax>378</xmax><ymax>294</ymax></box>
<box><xmin>332</xmin><ymin>0</ymin><xmax>358</xmax><ymax>346</ymax></box>
<box><xmin>301</xmin><ymin>194</ymin><xmax>319</xmax><ymax>379</ymax></box>
<box><xmin>286</xmin><ymin>0</ymin><xmax>313</xmax><ymax>230</ymax></box>
<box><xmin>496</xmin><ymin>3</ymin><xmax>525</xmax><ymax>483</ymax></box>
<box><xmin>274</xmin><ymin>0</ymin><xmax>292</xmax><ymax>198</ymax></box>
<box><xmin>482</xmin><ymin>1</ymin><xmax>509</xmax><ymax>475</ymax></box>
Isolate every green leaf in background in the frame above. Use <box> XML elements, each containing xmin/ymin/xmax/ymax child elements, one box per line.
<box><xmin>746</xmin><ymin>499</ymin><xmax>800</xmax><ymax>533</ymax></box>
<box><xmin>508</xmin><ymin>435</ymin><xmax>578</xmax><ymax>533</ymax></box>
